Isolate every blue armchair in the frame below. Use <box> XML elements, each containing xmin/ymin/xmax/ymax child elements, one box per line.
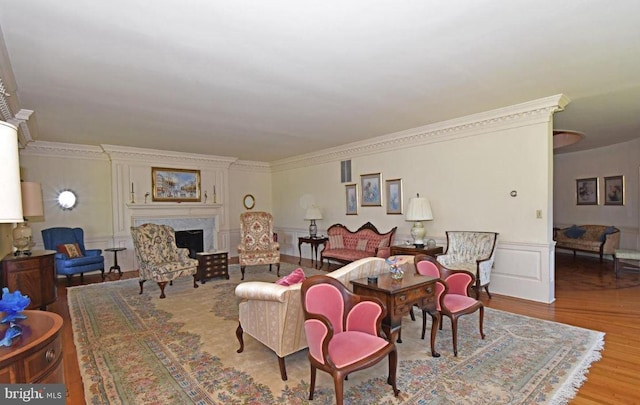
<box><xmin>41</xmin><ymin>227</ymin><xmax>105</xmax><ymax>285</ymax></box>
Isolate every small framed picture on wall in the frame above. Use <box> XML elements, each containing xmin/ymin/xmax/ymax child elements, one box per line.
<box><xmin>345</xmin><ymin>184</ymin><xmax>358</xmax><ymax>215</ymax></box>
<box><xmin>576</xmin><ymin>177</ymin><xmax>598</xmax><ymax>205</ymax></box>
<box><xmin>604</xmin><ymin>175</ymin><xmax>624</xmax><ymax>205</ymax></box>
<box><xmin>385</xmin><ymin>179</ymin><xmax>403</xmax><ymax>214</ymax></box>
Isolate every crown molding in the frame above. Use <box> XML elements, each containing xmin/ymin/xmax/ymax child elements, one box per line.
<box><xmin>270</xmin><ymin>94</ymin><xmax>570</xmax><ymax>172</ymax></box>
<box><xmin>19</xmin><ymin>140</ymin><xmax>108</xmax><ymax>161</ymax></box>
<box><xmin>230</xmin><ymin>160</ymin><xmax>272</xmax><ymax>173</ymax></box>
<box><xmin>101</xmin><ymin>144</ymin><xmax>238</xmax><ymax>168</ymax></box>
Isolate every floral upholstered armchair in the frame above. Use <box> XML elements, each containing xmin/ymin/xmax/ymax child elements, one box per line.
<box><xmin>238</xmin><ymin>211</ymin><xmax>280</xmax><ymax>280</ymax></box>
<box><xmin>437</xmin><ymin>231</ymin><xmax>499</xmax><ymax>299</ymax></box>
<box><xmin>130</xmin><ymin>223</ymin><xmax>199</xmax><ymax>299</ymax></box>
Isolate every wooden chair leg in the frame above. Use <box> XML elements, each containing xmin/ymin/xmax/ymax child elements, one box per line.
<box><xmin>157</xmin><ymin>281</ymin><xmax>168</xmax><ymax>299</ymax></box>
<box><xmin>138</xmin><ymin>279</ymin><xmax>146</xmax><ymax>294</ymax></box>
<box><xmin>451</xmin><ymin>315</ymin><xmax>459</xmax><ymax>356</ymax></box>
<box><xmin>277</xmin><ymin>356</ymin><xmax>288</xmax><ymax>381</ymax></box>
<box><xmin>276</xmin><ymin>262</ymin><xmax>280</xmax><ymax>277</ymax></box>
<box><xmin>66</xmin><ymin>275</ymin><xmax>72</xmax><ymax>286</ymax></box>
<box><xmin>192</xmin><ymin>274</ymin><xmax>199</xmax><ymax>289</ymax></box>
<box><xmin>484</xmin><ymin>285</ymin><xmax>492</xmax><ymax>299</ymax></box>
<box><xmin>235</xmin><ymin>322</ymin><xmax>244</xmax><ymax>353</ymax></box>
<box><xmin>333</xmin><ymin>371</ymin><xmax>346</xmax><ymax>405</ymax></box>
<box><xmin>309</xmin><ymin>364</ymin><xmax>316</xmax><ymax>400</ymax></box>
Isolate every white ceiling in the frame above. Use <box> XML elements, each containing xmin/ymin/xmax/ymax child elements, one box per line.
<box><xmin>1</xmin><ymin>1</ymin><xmax>639</xmax><ymax>162</ymax></box>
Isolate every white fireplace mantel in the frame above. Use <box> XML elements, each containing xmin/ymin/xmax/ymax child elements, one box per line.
<box><xmin>127</xmin><ymin>203</ymin><xmax>224</xmax><ymax>252</ymax></box>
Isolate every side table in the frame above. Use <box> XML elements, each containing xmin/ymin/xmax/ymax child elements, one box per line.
<box><xmin>390</xmin><ymin>245</ymin><xmax>443</xmax><ymax>257</ymax></box>
<box><xmin>0</xmin><ymin>310</ymin><xmax>65</xmax><ymax>384</ymax></box>
<box><xmin>105</xmin><ymin>247</ymin><xmax>126</xmax><ymax>275</ymax></box>
<box><xmin>196</xmin><ymin>251</ymin><xmax>229</xmax><ymax>283</ymax></box>
<box><xmin>298</xmin><ymin>236</ymin><xmax>329</xmax><ymax>269</ymax></box>
<box><xmin>351</xmin><ymin>270</ymin><xmax>441</xmax><ymax>358</ymax></box>
<box><xmin>1</xmin><ymin>250</ymin><xmax>57</xmax><ymax>310</ymax></box>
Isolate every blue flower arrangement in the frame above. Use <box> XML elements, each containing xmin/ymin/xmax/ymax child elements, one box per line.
<box><xmin>0</xmin><ymin>287</ymin><xmax>31</xmax><ymax>324</ymax></box>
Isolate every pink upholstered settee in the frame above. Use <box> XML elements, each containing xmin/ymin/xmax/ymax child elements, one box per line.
<box><xmin>320</xmin><ymin>222</ymin><xmax>397</xmax><ymax>269</ymax></box>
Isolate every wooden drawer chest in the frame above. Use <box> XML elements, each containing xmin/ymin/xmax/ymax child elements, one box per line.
<box><xmin>1</xmin><ymin>250</ymin><xmax>57</xmax><ymax>310</ymax></box>
<box><xmin>0</xmin><ymin>310</ymin><xmax>64</xmax><ymax>384</ymax></box>
<box><xmin>196</xmin><ymin>251</ymin><xmax>229</xmax><ymax>283</ymax></box>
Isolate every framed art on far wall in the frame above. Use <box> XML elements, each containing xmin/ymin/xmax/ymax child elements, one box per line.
<box><xmin>360</xmin><ymin>172</ymin><xmax>382</xmax><ymax>207</ymax></box>
<box><xmin>345</xmin><ymin>184</ymin><xmax>358</xmax><ymax>215</ymax></box>
<box><xmin>576</xmin><ymin>177</ymin><xmax>598</xmax><ymax>205</ymax></box>
<box><xmin>152</xmin><ymin>167</ymin><xmax>201</xmax><ymax>202</ymax></box>
<box><xmin>604</xmin><ymin>175</ymin><xmax>624</xmax><ymax>205</ymax></box>
<box><xmin>385</xmin><ymin>178</ymin><xmax>403</xmax><ymax>214</ymax></box>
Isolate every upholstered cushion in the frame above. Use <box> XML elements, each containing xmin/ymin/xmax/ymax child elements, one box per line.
<box><xmin>275</xmin><ymin>268</ymin><xmax>306</xmax><ymax>286</ymax></box>
<box><xmin>356</xmin><ymin>239</ymin><xmax>368</xmax><ymax>251</ymax></box>
<box><xmin>600</xmin><ymin>226</ymin><xmax>617</xmax><ymax>242</ymax></box>
<box><xmin>57</xmin><ymin>243</ymin><xmax>83</xmax><ymax>258</ymax></box>
<box><xmin>329</xmin><ymin>235</ymin><xmax>344</xmax><ymax>249</ymax></box>
<box><xmin>378</xmin><ymin>238</ymin><xmax>389</xmax><ymax>248</ymax></box>
<box><xmin>564</xmin><ymin>225</ymin><xmax>586</xmax><ymax>239</ymax></box>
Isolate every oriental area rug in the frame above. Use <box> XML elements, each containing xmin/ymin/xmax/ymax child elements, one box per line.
<box><xmin>68</xmin><ymin>263</ymin><xmax>604</xmax><ymax>405</ymax></box>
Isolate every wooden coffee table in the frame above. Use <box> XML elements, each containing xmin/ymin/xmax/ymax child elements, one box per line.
<box><xmin>351</xmin><ymin>270</ymin><xmax>441</xmax><ymax>357</ymax></box>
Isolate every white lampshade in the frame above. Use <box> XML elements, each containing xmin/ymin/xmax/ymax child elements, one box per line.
<box><xmin>0</xmin><ymin>121</ymin><xmax>24</xmax><ymax>223</ymax></box>
<box><xmin>304</xmin><ymin>206</ymin><xmax>323</xmax><ymax>220</ymax></box>
<box><xmin>405</xmin><ymin>195</ymin><xmax>433</xmax><ymax>221</ymax></box>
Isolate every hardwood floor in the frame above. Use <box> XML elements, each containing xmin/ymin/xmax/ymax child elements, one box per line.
<box><xmin>50</xmin><ymin>253</ymin><xmax>640</xmax><ymax>404</ymax></box>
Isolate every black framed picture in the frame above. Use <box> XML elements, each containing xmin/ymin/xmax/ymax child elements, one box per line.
<box><xmin>576</xmin><ymin>177</ymin><xmax>598</xmax><ymax>205</ymax></box>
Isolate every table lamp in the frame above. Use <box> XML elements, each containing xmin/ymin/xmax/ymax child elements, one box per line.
<box><xmin>12</xmin><ymin>182</ymin><xmax>44</xmax><ymax>256</ymax></box>
<box><xmin>405</xmin><ymin>193</ymin><xmax>433</xmax><ymax>248</ymax></box>
<box><xmin>0</xmin><ymin>122</ymin><xmax>24</xmax><ymax>224</ymax></box>
<box><xmin>304</xmin><ymin>206</ymin><xmax>323</xmax><ymax>238</ymax></box>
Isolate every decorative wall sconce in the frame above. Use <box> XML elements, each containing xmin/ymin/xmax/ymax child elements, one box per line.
<box><xmin>57</xmin><ymin>190</ymin><xmax>77</xmax><ymax>210</ymax></box>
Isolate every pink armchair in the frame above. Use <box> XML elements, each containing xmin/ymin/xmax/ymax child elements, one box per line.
<box><xmin>416</xmin><ymin>254</ymin><xmax>485</xmax><ymax>356</ymax></box>
<box><xmin>301</xmin><ymin>275</ymin><xmax>399</xmax><ymax>405</ymax></box>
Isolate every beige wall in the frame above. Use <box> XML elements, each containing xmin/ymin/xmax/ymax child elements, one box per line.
<box><xmin>14</xmin><ymin>96</ymin><xmax>564</xmax><ymax>302</ymax></box>
<box><xmin>18</xmin><ymin>152</ymin><xmax>113</xmax><ymax>250</ymax></box>
<box><xmin>554</xmin><ymin>137</ymin><xmax>640</xmax><ymax>249</ymax></box>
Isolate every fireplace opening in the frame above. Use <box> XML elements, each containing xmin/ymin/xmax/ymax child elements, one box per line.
<box><xmin>175</xmin><ymin>229</ymin><xmax>204</xmax><ymax>259</ymax></box>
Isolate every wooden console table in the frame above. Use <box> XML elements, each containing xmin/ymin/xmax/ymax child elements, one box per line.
<box><xmin>390</xmin><ymin>245</ymin><xmax>443</xmax><ymax>257</ymax></box>
<box><xmin>298</xmin><ymin>236</ymin><xmax>328</xmax><ymax>269</ymax></box>
<box><xmin>351</xmin><ymin>270</ymin><xmax>441</xmax><ymax>357</ymax></box>
<box><xmin>1</xmin><ymin>250</ymin><xmax>57</xmax><ymax>310</ymax></box>
<box><xmin>0</xmin><ymin>310</ymin><xmax>65</xmax><ymax>384</ymax></box>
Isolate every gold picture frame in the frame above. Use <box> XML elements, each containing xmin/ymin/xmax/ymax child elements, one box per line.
<box><xmin>151</xmin><ymin>167</ymin><xmax>201</xmax><ymax>202</ymax></box>
<box><xmin>345</xmin><ymin>184</ymin><xmax>358</xmax><ymax>215</ymax></box>
<box><xmin>385</xmin><ymin>178</ymin><xmax>403</xmax><ymax>214</ymax></box>
<box><xmin>604</xmin><ymin>175</ymin><xmax>624</xmax><ymax>206</ymax></box>
<box><xmin>360</xmin><ymin>173</ymin><xmax>382</xmax><ymax>207</ymax></box>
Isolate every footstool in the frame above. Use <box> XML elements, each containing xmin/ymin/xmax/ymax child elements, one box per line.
<box><xmin>614</xmin><ymin>249</ymin><xmax>640</xmax><ymax>278</ymax></box>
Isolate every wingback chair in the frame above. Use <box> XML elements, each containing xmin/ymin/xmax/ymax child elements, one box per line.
<box><xmin>41</xmin><ymin>227</ymin><xmax>105</xmax><ymax>285</ymax></box>
<box><xmin>130</xmin><ymin>223</ymin><xmax>198</xmax><ymax>299</ymax></box>
<box><xmin>238</xmin><ymin>211</ymin><xmax>280</xmax><ymax>280</ymax></box>
<box><xmin>437</xmin><ymin>231</ymin><xmax>499</xmax><ymax>299</ymax></box>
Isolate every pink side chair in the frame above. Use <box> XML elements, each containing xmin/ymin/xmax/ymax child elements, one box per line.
<box><xmin>301</xmin><ymin>275</ymin><xmax>399</xmax><ymax>405</ymax></box>
<box><xmin>415</xmin><ymin>254</ymin><xmax>485</xmax><ymax>356</ymax></box>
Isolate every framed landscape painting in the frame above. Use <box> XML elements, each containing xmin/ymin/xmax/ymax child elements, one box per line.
<box><xmin>604</xmin><ymin>175</ymin><xmax>624</xmax><ymax>205</ymax></box>
<box><xmin>576</xmin><ymin>177</ymin><xmax>598</xmax><ymax>205</ymax></box>
<box><xmin>345</xmin><ymin>184</ymin><xmax>358</xmax><ymax>215</ymax></box>
<box><xmin>152</xmin><ymin>167</ymin><xmax>201</xmax><ymax>202</ymax></box>
<box><xmin>360</xmin><ymin>173</ymin><xmax>382</xmax><ymax>207</ymax></box>
<box><xmin>385</xmin><ymin>178</ymin><xmax>402</xmax><ymax>214</ymax></box>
